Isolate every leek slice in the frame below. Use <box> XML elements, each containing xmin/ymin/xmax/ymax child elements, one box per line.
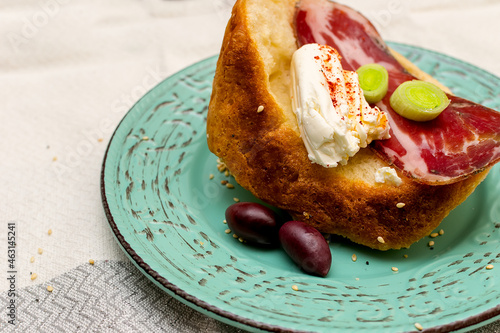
<box><xmin>356</xmin><ymin>64</ymin><xmax>389</xmax><ymax>103</ymax></box>
<box><xmin>390</xmin><ymin>80</ymin><xmax>450</xmax><ymax>122</ymax></box>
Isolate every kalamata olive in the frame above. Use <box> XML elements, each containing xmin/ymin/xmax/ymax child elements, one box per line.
<box><xmin>225</xmin><ymin>202</ymin><xmax>280</xmax><ymax>245</ymax></box>
<box><xmin>279</xmin><ymin>221</ymin><xmax>332</xmax><ymax>277</ymax></box>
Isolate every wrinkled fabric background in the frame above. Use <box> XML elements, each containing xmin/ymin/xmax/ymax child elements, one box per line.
<box><xmin>1</xmin><ymin>0</ymin><xmax>499</xmax><ymax>331</ymax></box>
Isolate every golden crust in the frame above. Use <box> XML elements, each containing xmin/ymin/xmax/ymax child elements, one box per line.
<box><xmin>206</xmin><ymin>0</ymin><xmax>489</xmax><ymax>250</ymax></box>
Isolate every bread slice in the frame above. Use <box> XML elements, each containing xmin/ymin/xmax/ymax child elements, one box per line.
<box><xmin>206</xmin><ymin>0</ymin><xmax>489</xmax><ymax>250</ymax></box>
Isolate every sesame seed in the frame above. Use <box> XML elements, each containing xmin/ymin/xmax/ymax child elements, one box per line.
<box><xmin>233</xmin><ymin>198</ymin><xmax>240</xmax><ymax>202</ymax></box>
<box><xmin>430</xmin><ymin>232</ymin><xmax>439</xmax><ymax>238</ymax></box>
<box><xmin>221</xmin><ymin>180</ymin><xmax>228</xmax><ymax>185</ymax></box>
<box><xmin>238</xmin><ymin>237</ymin><xmax>244</xmax><ymax>243</ymax></box>
<box><xmin>439</xmin><ymin>229</ymin><xmax>444</xmax><ymax>235</ymax></box>
<box><xmin>257</xmin><ymin>105</ymin><xmax>264</xmax><ymax>113</ymax></box>
<box><xmin>89</xmin><ymin>259</ymin><xmax>95</xmax><ymax>265</ymax></box>
<box><xmin>142</xmin><ymin>136</ymin><xmax>149</xmax><ymax>141</ymax></box>
<box><xmin>47</xmin><ymin>285</ymin><xmax>54</xmax><ymax>292</ymax></box>
<box><xmin>209</xmin><ymin>174</ymin><xmax>214</xmax><ymax>180</ymax></box>
<box><xmin>428</xmin><ymin>241</ymin><xmax>435</xmax><ymax>247</ymax></box>
<box><xmin>225</xmin><ymin>229</ymin><xmax>231</xmax><ymax>234</ymax></box>
<box><xmin>31</xmin><ymin>273</ymin><xmax>38</xmax><ymax>281</ymax></box>
<box><xmin>98</xmin><ymin>138</ymin><xmax>103</xmax><ymax>142</ymax></box>
<box><xmin>486</xmin><ymin>264</ymin><xmax>494</xmax><ymax>270</ymax></box>
<box><xmin>38</xmin><ymin>248</ymin><xmax>43</xmax><ymax>255</ymax></box>
<box><xmin>392</xmin><ymin>267</ymin><xmax>399</xmax><ymax>272</ymax></box>
<box><xmin>233</xmin><ymin>234</ymin><xmax>239</xmax><ymax>239</ymax></box>
<box><xmin>414</xmin><ymin>323</ymin><xmax>423</xmax><ymax>331</ymax></box>
<box><xmin>292</xmin><ymin>285</ymin><xmax>299</xmax><ymax>291</ymax></box>
<box><xmin>224</xmin><ymin>170</ymin><xmax>230</xmax><ymax>177</ymax></box>
<box><xmin>223</xmin><ymin>219</ymin><xmax>227</xmax><ymax>224</ymax></box>
<box><xmin>226</xmin><ymin>183</ymin><xmax>235</xmax><ymax>189</ymax></box>
<box><xmin>30</xmin><ymin>256</ymin><xmax>35</xmax><ymax>263</ymax></box>
<box><xmin>396</xmin><ymin>202</ymin><xmax>405</xmax><ymax>208</ymax></box>
<box><xmin>377</xmin><ymin>236</ymin><xmax>385</xmax><ymax>244</ymax></box>
<box><xmin>48</xmin><ymin>229</ymin><xmax>52</xmax><ymax>236</ymax></box>
<box><xmin>351</xmin><ymin>254</ymin><xmax>357</xmax><ymax>262</ymax></box>
<box><xmin>403</xmin><ymin>254</ymin><xmax>408</xmax><ymax>259</ymax></box>
<box><xmin>216</xmin><ymin>160</ymin><xmax>229</xmax><ymax>173</ymax></box>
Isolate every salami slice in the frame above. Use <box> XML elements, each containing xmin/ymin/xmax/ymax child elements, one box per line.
<box><xmin>295</xmin><ymin>0</ymin><xmax>500</xmax><ymax>184</ymax></box>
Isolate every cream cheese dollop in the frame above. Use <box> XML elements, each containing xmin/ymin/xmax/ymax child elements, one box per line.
<box><xmin>290</xmin><ymin>43</ymin><xmax>390</xmax><ymax>167</ymax></box>
<box><xmin>375</xmin><ymin>167</ymin><xmax>403</xmax><ymax>186</ymax></box>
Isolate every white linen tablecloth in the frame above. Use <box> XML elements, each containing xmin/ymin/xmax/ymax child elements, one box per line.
<box><xmin>1</xmin><ymin>0</ymin><xmax>499</xmax><ymax>331</ymax></box>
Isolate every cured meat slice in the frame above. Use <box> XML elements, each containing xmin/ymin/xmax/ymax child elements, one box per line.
<box><xmin>295</xmin><ymin>0</ymin><xmax>500</xmax><ymax>184</ymax></box>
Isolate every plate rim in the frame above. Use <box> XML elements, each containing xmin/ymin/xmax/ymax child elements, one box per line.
<box><xmin>389</xmin><ymin>41</ymin><xmax>500</xmax><ymax>82</ymax></box>
<box><xmin>100</xmin><ymin>43</ymin><xmax>500</xmax><ymax>333</ymax></box>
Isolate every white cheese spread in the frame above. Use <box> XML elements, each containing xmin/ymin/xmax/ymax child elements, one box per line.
<box><xmin>375</xmin><ymin>167</ymin><xmax>403</xmax><ymax>186</ymax></box>
<box><xmin>290</xmin><ymin>43</ymin><xmax>390</xmax><ymax>167</ymax></box>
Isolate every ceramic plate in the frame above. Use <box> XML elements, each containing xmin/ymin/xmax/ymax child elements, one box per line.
<box><xmin>101</xmin><ymin>43</ymin><xmax>500</xmax><ymax>332</ymax></box>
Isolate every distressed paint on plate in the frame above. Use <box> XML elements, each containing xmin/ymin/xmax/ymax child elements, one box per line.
<box><xmin>101</xmin><ymin>43</ymin><xmax>500</xmax><ymax>333</ymax></box>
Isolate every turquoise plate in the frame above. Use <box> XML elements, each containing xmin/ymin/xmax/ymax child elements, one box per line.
<box><xmin>101</xmin><ymin>43</ymin><xmax>500</xmax><ymax>332</ymax></box>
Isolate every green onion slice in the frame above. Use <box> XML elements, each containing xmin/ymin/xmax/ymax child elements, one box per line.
<box><xmin>390</xmin><ymin>80</ymin><xmax>450</xmax><ymax>122</ymax></box>
<box><xmin>356</xmin><ymin>64</ymin><xmax>389</xmax><ymax>103</ymax></box>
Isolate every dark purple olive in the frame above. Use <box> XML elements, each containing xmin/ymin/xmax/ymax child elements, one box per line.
<box><xmin>279</xmin><ymin>221</ymin><xmax>332</xmax><ymax>277</ymax></box>
<box><xmin>225</xmin><ymin>202</ymin><xmax>280</xmax><ymax>245</ymax></box>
